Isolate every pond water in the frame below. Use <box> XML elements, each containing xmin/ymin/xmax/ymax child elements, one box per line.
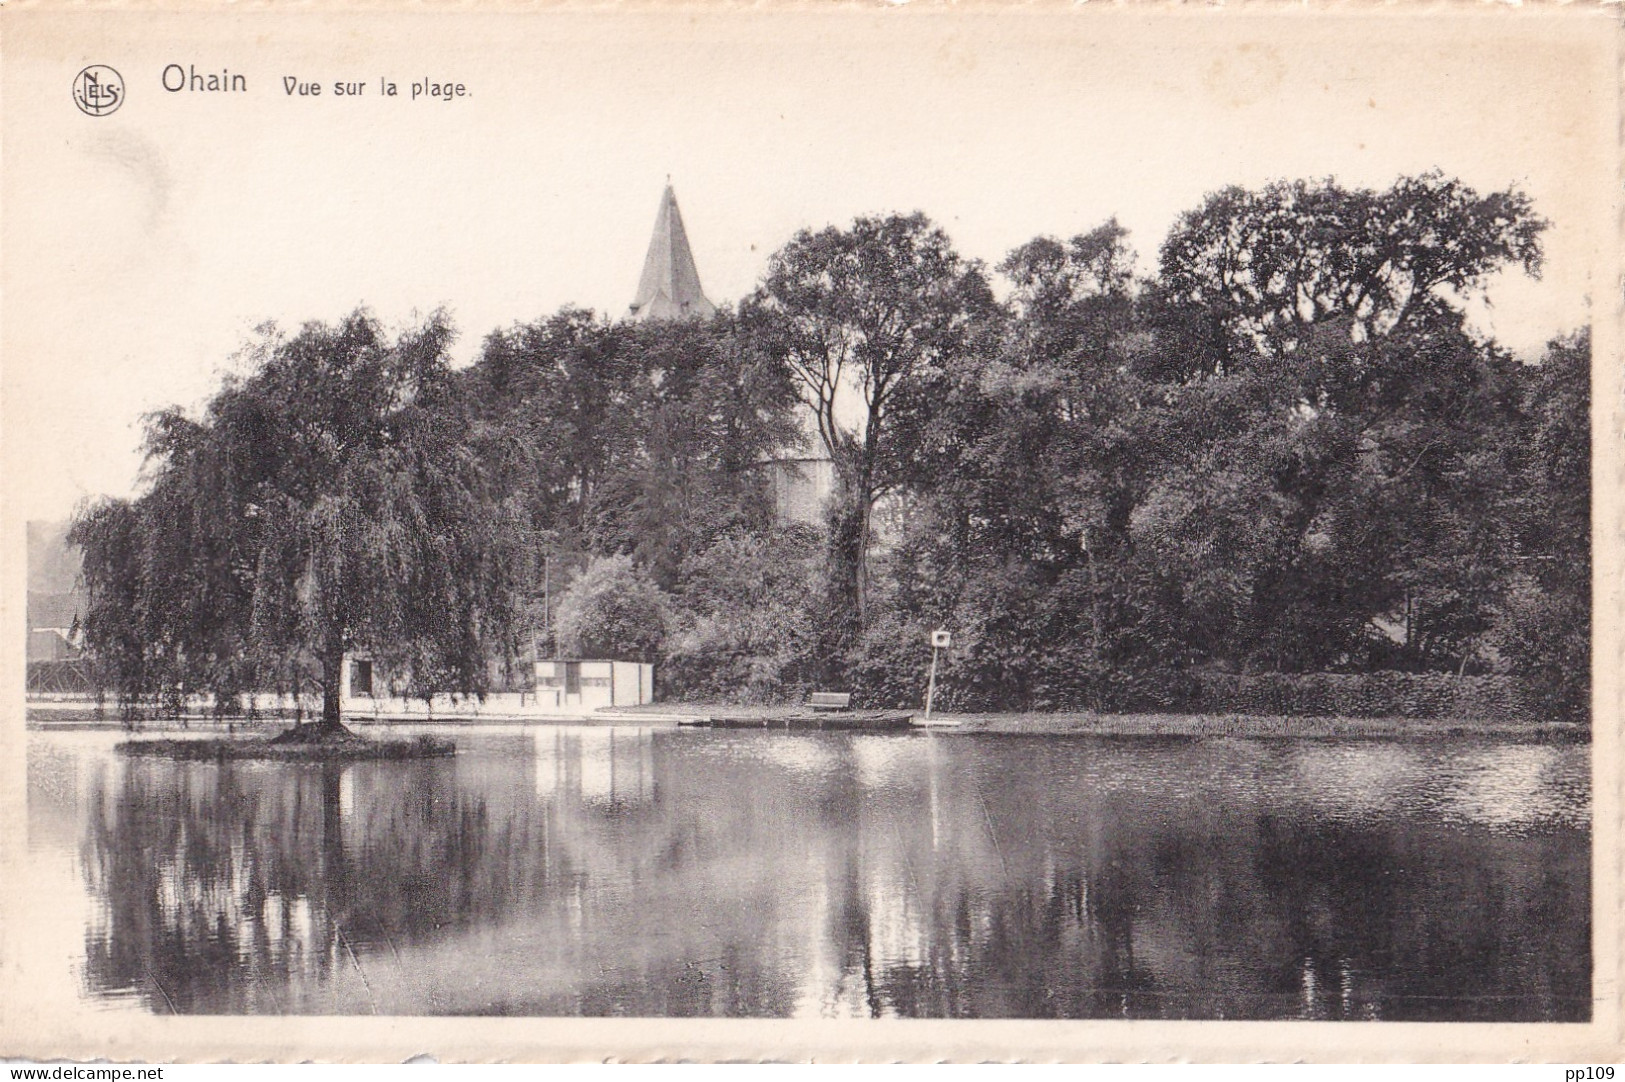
<box><xmin>25</xmin><ymin>726</ymin><xmax>1590</xmax><ymax>1020</ymax></box>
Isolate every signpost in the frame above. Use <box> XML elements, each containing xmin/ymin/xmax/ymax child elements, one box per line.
<box><xmin>925</xmin><ymin>629</ymin><xmax>951</xmax><ymax>720</ymax></box>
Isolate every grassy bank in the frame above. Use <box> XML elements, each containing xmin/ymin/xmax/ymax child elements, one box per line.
<box><xmin>606</xmin><ymin>702</ymin><xmax>1586</xmax><ymax>741</ymax></box>
<box><xmin>936</xmin><ymin>712</ymin><xmax>1585</xmax><ymax>740</ymax></box>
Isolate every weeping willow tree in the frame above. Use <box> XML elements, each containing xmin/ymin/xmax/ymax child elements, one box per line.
<box><xmin>71</xmin><ymin>310</ymin><xmax>526</xmax><ymax>734</ymax></box>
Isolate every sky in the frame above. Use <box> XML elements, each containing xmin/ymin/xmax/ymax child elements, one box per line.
<box><xmin>3</xmin><ymin>8</ymin><xmax>1613</xmax><ymax>524</ymax></box>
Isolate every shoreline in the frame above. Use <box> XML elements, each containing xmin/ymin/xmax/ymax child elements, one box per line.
<box><xmin>601</xmin><ymin>704</ymin><xmax>1585</xmax><ymax>741</ymax></box>
<box><xmin>928</xmin><ymin>712</ymin><xmax>1585</xmax><ymax>741</ymax></box>
<box><xmin>26</xmin><ymin>701</ymin><xmax>1585</xmax><ymax>742</ymax></box>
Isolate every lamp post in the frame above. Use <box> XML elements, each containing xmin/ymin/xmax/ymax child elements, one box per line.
<box><xmin>925</xmin><ymin>628</ymin><xmax>951</xmax><ymax>720</ymax></box>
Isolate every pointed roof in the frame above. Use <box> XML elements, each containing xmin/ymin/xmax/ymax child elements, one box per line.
<box><xmin>629</xmin><ymin>183</ymin><xmax>716</xmax><ymax>321</ymax></box>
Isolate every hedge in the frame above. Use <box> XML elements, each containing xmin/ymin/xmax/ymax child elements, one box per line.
<box><xmin>1185</xmin><ymin>671</ymin><xmax>1530</xmax><ymax>722</ymax></box>
<box><xmin>850</xmin><ymin>652</ymin><xmax>1550</xmax><ymax>723</ymax></box>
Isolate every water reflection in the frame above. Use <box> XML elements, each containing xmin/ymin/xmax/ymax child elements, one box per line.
<box><xmin>31</xmin><ymin>728</ymin><xmax>1589</xmax><ymax>1019</ymax></box>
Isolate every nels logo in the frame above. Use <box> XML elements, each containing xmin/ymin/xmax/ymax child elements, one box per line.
<box><xmin>73</xmin><ymin>65</ymin><xmax>124</xmax><ymax>116</ymax></box>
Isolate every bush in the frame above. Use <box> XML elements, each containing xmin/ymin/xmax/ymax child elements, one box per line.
<box><xmin>660</xmin><ymin>528</ymin><xmax>822</xmax><ymax>702</ymax></box>
<box><xmin>846</xmin><ymin>611</ymin><xmax>938</xmax><ymax>709</ymax></box>
<box><xmin>1488</xmin><ymin>574</ymin><xmax>1589</xmax><ymax>723</ymax></box>
<box><xmin>554</xmin><ymin>554</ymin><xmax>671</xmax><ymax>662</ymax></box>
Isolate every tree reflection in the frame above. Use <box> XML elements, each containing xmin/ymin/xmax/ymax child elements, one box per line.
<box><xmin>81</xmin><ymin>756</ymin><xmax>500</xmax><ymax>1012</ymax></box>
<box><xmin>823</xmin><ymin>738</ymin><xmax>1589</xmax><ymax>1022</ymax></box>
<box><xmin>75</xmin><ymin>731</ymin><xmax>1589</xmax><ymax>1019</ymax></box>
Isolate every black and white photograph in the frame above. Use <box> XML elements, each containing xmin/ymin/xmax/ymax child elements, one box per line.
<box><xmin>2</xmin><ymin>5</ymin><xmax>1617</xmax><ymax>1063</ymax></box>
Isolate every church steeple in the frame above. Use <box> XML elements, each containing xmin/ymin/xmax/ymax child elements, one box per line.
<box><xmin>629</xmin><ymin>182</ymin><xmax>716</xmax><ymax>321</ymax></box>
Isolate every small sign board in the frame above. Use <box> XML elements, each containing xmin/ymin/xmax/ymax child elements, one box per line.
<box><xmin>931</xmin><ymin>629</ymin><xmax>952</xmax><ymax>649</ymax></box>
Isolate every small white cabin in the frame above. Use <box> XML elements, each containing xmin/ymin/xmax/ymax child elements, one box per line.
<box><xmin>340</xmin><ymin>655</ymin><xmax>655</xmax><ymax>720</ymax></box>
<box><xmin>531</xmin><ymin>659</ymin><xmax>655</xmax><ymax>713</ymax></box>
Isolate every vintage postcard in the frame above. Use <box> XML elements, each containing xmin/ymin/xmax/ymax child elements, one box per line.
<box><xmin>2</xmin><ymin>2</ymin><xmax>1620</xmax><ymax>1063</ymax></box>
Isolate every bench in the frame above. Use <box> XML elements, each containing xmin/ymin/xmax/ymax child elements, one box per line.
<box><xmin>807</xmin><ymin>691</ymin><xmax>852</xmax><ymax>712</ymax></box>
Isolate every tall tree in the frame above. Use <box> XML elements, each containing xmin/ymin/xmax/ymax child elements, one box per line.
<box><xmin>582</xmin><ymin>314</ymin><xmax>797</xmax><ymax>586</ymax></box>
<box><xmin>470</xmin><ymin>308</ymin><xmax>640</xmax><ymax>546</ymax></box>
<box><xmin>746</xmin><ymin>213</ymin><xmax>994</xmax><ymax>629</ymax></box>
<box><xmin>1137</xmin><ymin>173</ymin><xmax>1548</xmax><ymax>670</ymax></box>
<box><xmin>1153</xmin><ymin>171</ymin><xmax>1545</xmax><ymax>387</ymax></box>
<box><xmin>1001</xmin><ymin>219</ymin><xmax>1138</xmax><ymax>374</ymax></box>
<box><xmin>468</xmin><ymin>308</ymin><xmax>797</xmax><ymax>610</ymax></box>
<box><xmin>1489</xmin><ymin>330</ymin><xmax>1590</xmax><ymax>717</ymax></box>
<box><xmin>72</xmin><ymin>310</ymin><xmax>521</xmax><ymax>732</ymax></box>
<box><xmin>878</xmin><ymin>223</ymin><xmax>1155</xmax><ymax>693</ymax></box>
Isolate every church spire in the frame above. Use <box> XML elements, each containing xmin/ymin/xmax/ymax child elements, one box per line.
<box><xmin>629</xmin><ymin>183</ymin><xmax>716</xmax><ymax>321</ymax></box>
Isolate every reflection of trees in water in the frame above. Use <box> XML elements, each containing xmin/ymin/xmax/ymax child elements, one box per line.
<box><xmin>77</xmin><ymin>732</ymin><xmax>1588</xmax><ymax>1019</ymax></box>
<box><xmin>830</xmin><ymin>739</ymin><xmax>1588</xmax><ymax>1021</ymax></box>
<box><xmin>1249</xmin><ymin>814</ymin><xmax>1588</xmax><ymax>1021</ymax></box>
<box><xmin>79</xmin><ymin>731</ymin><xmax>810</xmax><ymax>1015</ymax></box>
<box><xmin>81</xmin><ymin>756</ymin><xmax>514</xmax><ymax>1012</ymax></box>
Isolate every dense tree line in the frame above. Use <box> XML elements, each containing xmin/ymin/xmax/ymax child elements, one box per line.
<box><xmin>72</xmin><ymin>173</ymin><xmax>1590</xmax><ymax>723</ymax></box>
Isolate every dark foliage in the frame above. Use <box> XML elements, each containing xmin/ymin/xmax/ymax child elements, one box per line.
<box><xmin>71</xmin><ymin>175</ymin><xmax>1588</xmax><ymax>723</ymax></box>
<box><xmin>73</xmin><ymin>311</ymin><xmax>524</xmax><ymax>728</ymax></box>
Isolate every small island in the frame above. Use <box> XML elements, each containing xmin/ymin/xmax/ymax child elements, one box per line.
<box><xmin>115</xmin><ymin>727</ymin><xmax>454</xmax><ymax>761</ymax></box>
